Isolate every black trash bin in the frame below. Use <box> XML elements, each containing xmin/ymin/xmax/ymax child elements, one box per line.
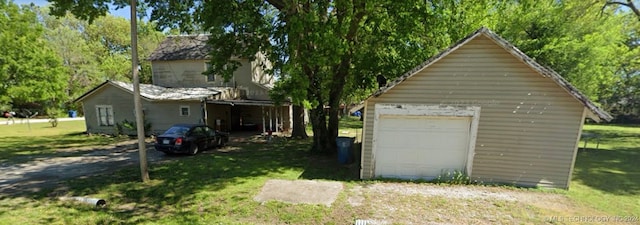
<box><xmin>336</xmin><ymin>137</ymin><xmax>354</xmax><ymax>164</ymax></box>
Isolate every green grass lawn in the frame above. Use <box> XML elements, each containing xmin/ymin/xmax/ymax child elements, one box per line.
<box><xmin>0</xmin><ymin>121</ymin><xmax>128</xmax><ymax>164</ymax></box>
<box><xmin>569</xmin><ymin>124</ymin><xmax>640</xmax><ymax>217</ymax></box>
<box><xmin>0</xmin><ymin>119</ymin><xmax>638</xmax><ymax>224</ymax></box>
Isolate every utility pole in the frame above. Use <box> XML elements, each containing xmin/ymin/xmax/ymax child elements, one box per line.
<box><xmin>131</xmin><ymin>0</ymin><xmax>150</xmax><ymax>182</ymax></box>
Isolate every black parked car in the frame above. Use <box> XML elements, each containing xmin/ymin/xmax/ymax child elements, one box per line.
<box><xmin>154</xmin><ymin>124</ymin><xmax>229</xmax><ymax>155</ymax></box>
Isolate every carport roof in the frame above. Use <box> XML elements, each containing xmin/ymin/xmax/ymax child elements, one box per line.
<box><xmin>369</xmin><ymin>27</ymin><xmax>612</xmax><ymax>122</ymax></box>
<box><xmin>74</xmin><ymin>80</ymin><xmax>230</xmax><ymax>103</ymax></box>
<box><xmin>206</xmin><ymin>99</ymin><xmax>290</xmax><ymax>106</ymax></box>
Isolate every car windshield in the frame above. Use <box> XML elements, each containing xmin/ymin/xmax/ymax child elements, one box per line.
<box><xmin>164</xmin><ymin>126</ymin><xmax>190</xmax><ymax>135</ymax></box>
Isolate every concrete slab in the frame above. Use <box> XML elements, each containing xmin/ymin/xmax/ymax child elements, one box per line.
<box><xmin>254</xmin><ymin>179</ymin><xmax>343</xmax><ymax>207</ymax></box>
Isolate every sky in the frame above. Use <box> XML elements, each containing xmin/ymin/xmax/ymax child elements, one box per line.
<box><xmin>12</xmin><ymin>0</ymin><xmax>133</xmax><ymax>19</ymax></box>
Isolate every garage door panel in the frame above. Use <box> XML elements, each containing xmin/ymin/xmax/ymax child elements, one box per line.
<box><xmin>374</xmin><ymin>115</ymin><xmax>472</xmax><ymax>179</ymax></box>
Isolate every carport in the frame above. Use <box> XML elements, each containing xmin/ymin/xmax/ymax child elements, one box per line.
<box><xmin>205</xmin><ymin>99</ymin><xmax>291</xmax><ymax>133</ymax></box>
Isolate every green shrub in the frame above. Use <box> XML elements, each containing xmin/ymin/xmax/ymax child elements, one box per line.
<box><xmin>432</xmin><ymin>170</ymin><xmax>470</xmax><ymax>185</ymax></box>
<box><xmin>115</xmin><ymin>119</ymin><xmax>152</xmax><ymax>136</ymax></box>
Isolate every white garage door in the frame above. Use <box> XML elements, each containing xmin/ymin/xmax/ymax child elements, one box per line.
<box><xmin>374</xmin><ymin>115</ymin><xmax>472</xmax><ymax>179</ymax></box>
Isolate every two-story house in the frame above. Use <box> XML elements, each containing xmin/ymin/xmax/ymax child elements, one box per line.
<box><xmin>74</xmin><ymin>34</ymin><xmax>291</xmax><ymax>135</ymax></box>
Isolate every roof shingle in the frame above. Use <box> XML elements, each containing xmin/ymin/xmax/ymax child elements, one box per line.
<box><xmin>74</xmin><ymin>80</ymin><xmax>230</xmax><ymax>103</ymax></box>
<box><xmin>147</xmin><ymin>35</ymin><xmax>211</xmax><ymax>61</ymax></box>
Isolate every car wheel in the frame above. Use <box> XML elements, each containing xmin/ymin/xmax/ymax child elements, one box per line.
<box><xmin>190</xmin><ymin>144</ymin><xmax>199</xmax><ymax>155</ymax></box>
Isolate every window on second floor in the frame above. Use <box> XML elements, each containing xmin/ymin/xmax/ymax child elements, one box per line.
<box><xmin>206</xmin><ymin>63</ymin><xmax>215</xmax><ymax>82</ymax></box>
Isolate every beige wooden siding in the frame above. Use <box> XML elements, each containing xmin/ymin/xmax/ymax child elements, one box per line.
<box><xmin>152</xmin><ymin>60</ymin><xmax>210</xmax><ymax>88</ymax></box>
<box><xmin>82</xmin><ymin>85</ymin><xmax>204</xmax><ymax>135</ymax></box>
<box><xmin>361</xmin><ymin>35</ymin><xmax>584</xmax><ymax>188</ymax></box>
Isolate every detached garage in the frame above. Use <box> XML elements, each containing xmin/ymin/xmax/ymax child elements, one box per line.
<box><xmin>360</xmin><ymin>27</ymin><xmax>612</xmax><ymax>189</ymax></box>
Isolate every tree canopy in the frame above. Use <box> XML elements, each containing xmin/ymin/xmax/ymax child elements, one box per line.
<box><xmin>0</xmin><ymin>1</ymin><xmax>164</xmax><ymax>115</ymax></box>
<box><xmin>42</xmin><ymin>0</ymin><xmax>640</xmax><ymax>138</ymax></box>
<box><xmin>0</xmin><ymin>0</ymin><xmax>67</xmax><ymax>111</ymax></box>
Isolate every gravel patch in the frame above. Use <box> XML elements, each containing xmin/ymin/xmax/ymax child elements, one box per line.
<box><xmin>347</xmin><ymin>182</ymin><xmax>573</xmax><ymax>224</ymax></box>
<box><xmin>351</xmin><ymin>183</ymin><xmax>519</xmax><ymax>202</ymax></box>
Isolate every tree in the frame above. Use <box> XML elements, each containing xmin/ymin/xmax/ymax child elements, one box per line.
<box><xmin>34</xmin><ymin>4</ymin><xmax>164</xmax><ymax>112</ymax></box>
<box><xmin>49</xmin><ymin>0</ymin><xmax>635</xmax><ymax>151</ymax></box>
<box><xmin>494</xmin><ymin>0</ymin><xmax>628</xmax><ymax>102</ymax></box>
<box><xmin>602</xmin><ymin>9</ymin><xmax>640</xmax><ymax>121</ymax></box>
<box><xmin>35</xmin><ymin>6</ymin><xmax>102</xmax><ymax>107</ymax></box>
<box><xmin>197</xmin><ymin>0</ymin><xmax>482</xmax><ymax>153</ymax></box>
<box><xmin>605</xmin><ymin>0</ymin><xmax>640</xmax><ymax>20</ymax></box>
<box><xmin>0</xmin><ymin>0</ymin><xmax>67</xmax><ymax>112</ymax></box>
<box><xmin>46</xmin><ymin>0</ymin><xmax>501</xmax><ymax>153</ymax></box>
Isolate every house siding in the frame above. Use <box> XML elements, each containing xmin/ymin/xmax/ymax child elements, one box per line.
<box><xmin>151</xmin><ymin>58</ymin><xmax>272</xmax><ymax>100</ymax></box>
<box><xmin>361</xmin><ymin>35</ymin><xmax>584</xmax><ymax>188</ymax></box>
<box><xmin>81</xmin><ymin>85</ymin><xmax>204</xmax><ymax>135</ymax></box>
<box><xmin>152</xmin><ymin>60</ymin><xmax>211</xmax><ymax>88</ymax></box>
<box><xmin>235</xmin><ymin>59</ymin><xmax>271</xmax><ymax>100</ymax></box>
<box><xmin>82</xmin><ymin>85</ymin><xmax>136</xmax><ymax>135</ymax></box>
<box><xmin>143</xmin><ymin>101</ymin><xmax>204</xmax><ymax>134</ymax></box>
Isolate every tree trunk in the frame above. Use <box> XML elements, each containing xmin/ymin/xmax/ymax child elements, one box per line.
<box><xmin>307</xmin><ymin>81</ymin><xmax>333</xmax><ymax>154</ymax></box>
<box><xmin>290</xmin><ymin>104</ymin><xmax>308</xmax><ymax>139</ymax></box>
<box><xmin>309</xmin><ymin>105</ymin><xmax>330</xmax><ymax>154</ymax></box>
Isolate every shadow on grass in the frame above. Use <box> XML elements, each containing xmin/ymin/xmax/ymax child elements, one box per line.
<box><xmin>12</xmin><ymin>136</ymin><xmax>361</xmax><ymax>224</ymax></box>
<box><xmin>573</xmin><ymin>125</ymin><xmax>640</xmax><ymax>195</ymax></box>
<box><xmin>299</xmin><ymin>142</ymin><xmax>361</xmax><ymax>181</ymax></box>
<box><xmin>573</xmin><ymin>148</ymin><xmax>639</xmax><ymax>195</ymax></box>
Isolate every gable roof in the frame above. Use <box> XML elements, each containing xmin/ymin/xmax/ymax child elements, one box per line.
<box><xmin>147</xmin><ymin>35</ymin><xmax>211</xmax><ymax>61</ymax></box>
<box><xmin>74</xmin><ymin>80</ymin><xmax>230</xmax><ymax>103</ymax></box>
<box><xmin>371</xmin><ymin>27</ymin><xmax>612</xmax><ymax>122</ymax></box>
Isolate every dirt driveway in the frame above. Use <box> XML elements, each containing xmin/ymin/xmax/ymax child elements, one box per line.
<box><xmin>0</xmin><ymin>140</ymin><xmax>179</xmax><ymax>195</ymax></box>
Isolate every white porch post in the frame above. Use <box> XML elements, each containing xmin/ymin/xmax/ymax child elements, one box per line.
<box><xmin>275</xmin><ymin>107</ymin><xmax>279</xmax><ymax>132</ymax></box>
<box><xmin>261</xmin><ymin>106</ymin><xmax>266</xmax><ymax>134</ymax></box>
<box><xmin>269</xmin><ymin>107</ymin><xmax>273</xmax><ymax>132</ymax></box>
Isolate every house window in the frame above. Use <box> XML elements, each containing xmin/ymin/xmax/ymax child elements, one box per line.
<box><xmin>206</xmin><ymin>63</ymin><xmax>215</xmax><ymax>82</ymax></box>
<box><xmin>96</xmin><ymin>105</ymin><xmax>114</xmax><ymax>126</ymax></box>
<box><xmin>180</xmin><ymin>106</ymin><xmax>190</xmax><ymax>116</ymax></box>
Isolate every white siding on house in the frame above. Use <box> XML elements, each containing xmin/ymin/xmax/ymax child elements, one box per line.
<box><xmin>361</xmin><ymin>34</ymin><xmax>585</xmax><ymax>188</ymax></box>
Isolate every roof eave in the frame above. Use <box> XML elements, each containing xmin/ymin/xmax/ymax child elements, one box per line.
<box><xmin>72</xmin><ymin>80</ymin><xmax>110</xmax><ymax>103</ymax></box>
